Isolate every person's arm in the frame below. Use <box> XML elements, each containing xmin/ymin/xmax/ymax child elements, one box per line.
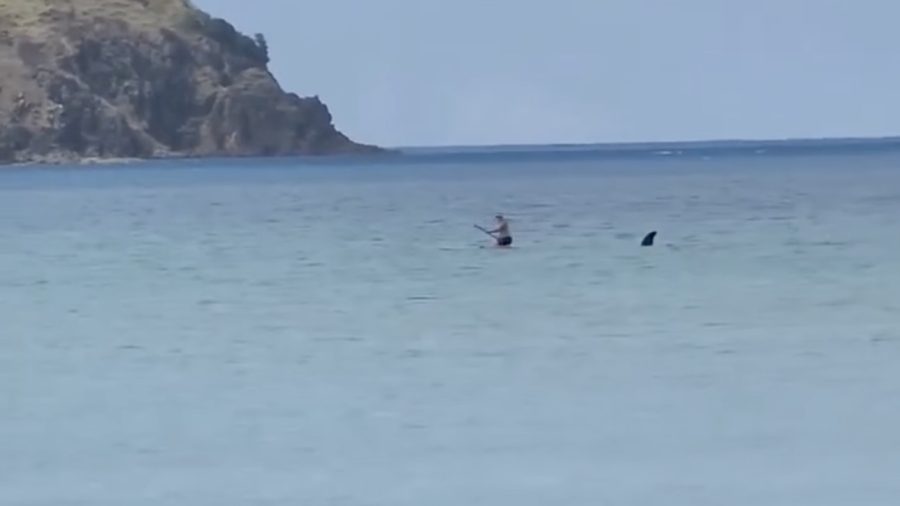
<box><xmin>475</xmin><ymin>224</ymin><xmax>498</xmax><ymax>236</ymax></box>
<box><xmin>487</xmin><ymin>223</ymin><xmax>508</xmax><ymax>234</ymax></box>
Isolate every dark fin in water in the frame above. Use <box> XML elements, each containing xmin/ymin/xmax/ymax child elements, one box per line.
<box><xmin>641</xmin><ymin>231</ymin><xmax>657</xmax><ymax>247</ymax></box>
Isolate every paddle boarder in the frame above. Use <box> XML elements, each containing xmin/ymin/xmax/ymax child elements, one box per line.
<box><xmin>476</xmin><ymin>214</ymin><xmax>513</xmax><ymax>247</ymax></box>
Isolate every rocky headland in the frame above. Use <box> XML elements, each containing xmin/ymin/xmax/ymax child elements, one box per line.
<box><xmin>0</xmin><ymin>0</ymin><xmax>378</xmax><ymax>164</ymax></box>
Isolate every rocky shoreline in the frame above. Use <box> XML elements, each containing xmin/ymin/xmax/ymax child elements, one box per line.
<box><xmin>0</xmin><ymin>0</ymin><xmax>378</xmax><ymax>165</ymax></box>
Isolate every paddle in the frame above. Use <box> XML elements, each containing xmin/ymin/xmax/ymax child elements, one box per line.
<box><xmin>474</xmin><ymin>224</ymin><xmax>495</xmax><ymax>238</ymax></box>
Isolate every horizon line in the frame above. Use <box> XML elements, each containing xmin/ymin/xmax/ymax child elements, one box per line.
<box><xmin>389</xmin><ymin>134</ymin><xmax>900</xmax><ymax>151</ymax></box>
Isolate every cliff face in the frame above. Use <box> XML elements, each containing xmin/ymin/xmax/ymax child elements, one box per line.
<box><xmin>0</xmin><ymin>0</ymin><xmax>377</xmax><ymax>164</ymax></box>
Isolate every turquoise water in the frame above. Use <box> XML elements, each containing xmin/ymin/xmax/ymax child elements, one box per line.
<box><xmin>2</xmin><ymin>147</ymin><xmax>900</xmax><ymax>505</ymax></box>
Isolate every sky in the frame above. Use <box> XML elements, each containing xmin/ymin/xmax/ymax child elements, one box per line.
<box><xmin>194</xmin><ymin>0</ymin><xmax>900</xmax><ymax>147</ymax></box>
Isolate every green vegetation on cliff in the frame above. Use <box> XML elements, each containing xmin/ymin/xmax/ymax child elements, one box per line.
<box><xmin>0</xmin><ymin>0</ymin><xmax>377</xmax><ymax>164</ymax></box>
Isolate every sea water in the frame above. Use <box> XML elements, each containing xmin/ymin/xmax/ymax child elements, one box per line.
<box><xmin>1</xmin><ymin>146</ymin><xmax>899</xmax><ymax>505</ymax></box>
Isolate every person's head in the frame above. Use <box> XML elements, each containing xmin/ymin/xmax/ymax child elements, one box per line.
<box><xmin>495</xmin><ymin>214</ymin><xmax>504</xmax><ymax>222</ymax></box>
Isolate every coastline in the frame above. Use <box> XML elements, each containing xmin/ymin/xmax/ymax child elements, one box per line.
<box><xmin>4</xmin><ymin>134</ymin><xmax>900</xmax><ymax>169</ymax></box>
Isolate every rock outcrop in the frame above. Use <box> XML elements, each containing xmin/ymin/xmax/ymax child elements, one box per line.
<box><xmin>0</xmin><ymin>0</ymin><xmax>377</xmax><ymax>164</ymax></box>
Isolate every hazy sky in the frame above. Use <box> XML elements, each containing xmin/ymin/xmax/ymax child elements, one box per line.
<box><xmin>194</xmin><ymin>0</ymin><xmax>900</xmax><ymax>147</ymax></box>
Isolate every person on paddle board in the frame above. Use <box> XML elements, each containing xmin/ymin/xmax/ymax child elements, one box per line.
<box><xmin>479</xmin><ymin>214</ymin><xmax>512</xmax><ymax>247</ymax></box>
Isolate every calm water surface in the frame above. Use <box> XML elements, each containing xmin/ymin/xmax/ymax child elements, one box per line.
<box><xmin>2</xmin><ymin>148</ymin><xmax>899</xmax><ymax>505</ymax></box>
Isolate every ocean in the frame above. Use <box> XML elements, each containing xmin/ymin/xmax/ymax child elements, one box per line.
<box><xmin>2</xmin><ymin>144</ymin><xmax>899</xmax><ymax>505</ymax></box>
